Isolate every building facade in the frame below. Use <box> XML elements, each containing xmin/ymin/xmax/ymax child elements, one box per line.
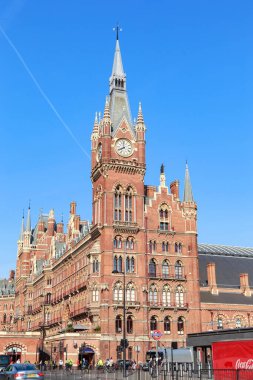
<box><xmin>1</xmin><ymin>36</ymin><xmax>253</xmax><ymax>365</ymax></box>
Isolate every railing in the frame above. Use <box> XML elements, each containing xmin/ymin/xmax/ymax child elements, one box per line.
<box><xmin>69</xmin><ymin>307</ymin><xmax>89</xmax><ymax>317</ymax></box>
<box><xmin>148</xmin><ymin>271</ymin><xmax>186</xmax><ymax>280</ymax></box>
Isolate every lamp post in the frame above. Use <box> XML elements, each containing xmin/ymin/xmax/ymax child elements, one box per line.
<box><xmin>40</xmin><ymin>294</ymin><xmax>46</xmax><ymax>364</ymax></box>
<box><xmin>113</xmin><ymin>258</ymin><xmax>127</xmax><ymax>377</ymax></box>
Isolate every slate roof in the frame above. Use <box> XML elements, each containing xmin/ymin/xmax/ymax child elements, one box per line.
<box><xmin>200</xmin><ymin>291</ymin><xmax>253</xmax><ymax>305</ymax></box>
<box><xmin>198</xmin><ymin>243</ymin><xmax>253</xmax><ymax>288</ymax></box>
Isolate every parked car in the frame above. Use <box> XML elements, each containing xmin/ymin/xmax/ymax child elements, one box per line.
<box><xmin>141</xmin><ymin>362</ymin><xmax>150</xmax><ymax>371</ymax></box>
<box><xmin>0</xmin><ymin>364</ymin><xmax>44</xmax><ymax>380</ymax></box>
<box><xmin>115</xmin><ymin>360</ymin><xmax>134</xmax><ymax>370</ymax></box>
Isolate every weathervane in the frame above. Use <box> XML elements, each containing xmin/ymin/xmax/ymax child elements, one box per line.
<box><xmin>113</xmin><ymin>23</ymin><xmax>122</xmax><ymax>40</ymax></box>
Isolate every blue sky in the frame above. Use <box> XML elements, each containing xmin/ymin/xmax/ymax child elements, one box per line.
<box><xmin>0</xmin><ymin>0</ymin><xmax>252</xmax><ymax>277</ymax></box>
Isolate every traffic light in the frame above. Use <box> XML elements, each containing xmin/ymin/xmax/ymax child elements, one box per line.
<box><xmin>117</xmin><ymin>345</ymin><xmax>123</xmax><ymax>353</ymax></box>
<box><xmin>120</xmin><ymin>338</ymin><xmax>129</xmax><ymax>348</ymax></box>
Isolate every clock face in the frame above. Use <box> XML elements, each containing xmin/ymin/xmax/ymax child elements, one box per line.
<box><xmin>115</xmin><ymin>139</ymin><xmax>133</xmax><ymax>157</ymax></box>
<box><xmin>97</xmin><ymin>143</ymin><xmax>102</xmax><ymax>161</ymax></box>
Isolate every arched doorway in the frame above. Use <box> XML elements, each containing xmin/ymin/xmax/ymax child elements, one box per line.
<box><xmin>78</xmin><ymin>345</ymin><xmax>95</xmax><ymax>367</ymax></box>
<box><xmin>6</xmin><ymin>346</ymin><xmax>22</xmax><ymax>363</ymax></box>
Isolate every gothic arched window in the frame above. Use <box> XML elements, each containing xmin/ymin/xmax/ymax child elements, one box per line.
<box><xmin>149</xmin><ymin>259</ymin><xmax>157</xmax><ymax>278</ymax></box>
<box><xmin>115</xmin><ymin>315</ymin><xmax>122</xmax><ymax>333</ymax></box>
<box><xmin>126</xmin><ymin>257</ymin><xmax>135</xmax><ymax>273</ymax></box>
<box><xmin>177</xmin><ymin>317</ymin><xmax>184</xmax><ymax>334</ymax></box>
<box><xmin>175</xmin><ymin>285</ymin><xmax>184</xmax><ymax>307</ymax></box>
<box><xmin>126</xmin><ymin>237</ymin><xmax>134</xmax><ymax>250</ymax></box>
<box><xmin>114</xmin><ymin>282</ymin><xmax>123</xmax><ymax>302</ymax></box>
<box><xmin>159</xmin><ymin>204</ymin><xmax>169</xmax><ymax>231</ymax></box>
<box><xmin>175</xmin><ymin>242</ymin><xmax>182</xmax><ymax>253</ymax></box>
<box><xmin>93</xmin><ymin>259</ymin><xmax>99</xmax><ymax>273</ymax></box>
<box><xmin>125</xmin><ymin>187</ymin><xmax>133</xmax><ymax>222</ymax></box>
<box><xmin>164</xmin><ymin>316</ymin><xmax>171</xmax><ymax>333</ymax></box>
<box><xmin>175</xmin><ymin>261</ymin><xmax>183</xmax><ymax>279</ymax></box>
<box><xmin>114</xmin><ymin>236</ymin><xmax>122</xmax><ymax>249</ymax></box>
<box><xmin>126</xmin><ymin>283</ymin><xmax>135</xmax><ymax>302</ymax></box>
<box><xmin>162</xmin><ymin>260</ymin><xmax>169</xmax><ymax>279</ymax></box>
<box><xmin>162</xmin><ymin>285</ymin><xmax>171</xmax><ymax>306</ymax></box>
<box><xmin>92</xmin><ymin>287</ymin><xmax>99</xmax><ymax>302</ymax></box>
<box><xmin>127</xmin><ymin>315</ymin><xmax>133</xmax><ymax>334</ymax></box>
<box><xmin>150</xmin><ymin>316</ymin><xmax>158</xmax><ymax>331</ymax></box>
<box><xmin>114</xmin><ymin>185</ymin><xmax>122</xmax><ymax>221</ymax></box>
<box><xmin>149</xmin><ymin>284</ymin><xmax>158</xmax><ymax>305</ymax></box>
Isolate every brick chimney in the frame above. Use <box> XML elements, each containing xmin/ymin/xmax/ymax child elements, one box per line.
<box><xmin>9</xmin><ymin>270</ymin><xmax>15</xmax><ymax>281</ymax></box>
<box><xmin>57</xmin><ymin>222</ymin><xmax>64</xmax><ymax>234</ymax></box>
<box><xmin>207</xmin><ymin>263</ymin><xmax>218</xmax><ymax>295</ymax></box>
<box><xmin>170</xmin><ymin>180</ymin><xmax>179</xmax><ymax>199</ymax></box>
<box><xmin>70</xmin><ymin>201</ymin><xmax>76</xmax><ymax>215</ymax></box>
<box><xmin>240</xmin><ymin>273</ymin><xmax>251</xmax><ymax>296</ymax></box>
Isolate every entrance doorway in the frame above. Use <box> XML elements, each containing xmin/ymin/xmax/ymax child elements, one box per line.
<box><xmin>79</xmin><ymin>346</ymin><xmax>95</xmax><ymax>368</ymax></box>
<box><xmin>6</xmin><ymin>346</ymin><xmax>22</xmax><ymax>363</ymax></box>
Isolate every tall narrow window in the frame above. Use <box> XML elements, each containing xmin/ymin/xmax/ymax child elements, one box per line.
<box><xmin>114</xmin><ymin>282</ymin><xmax>123</xmax><ymax>302</ymax></box>
<box><xmin>162</xmin><ymin>260</ymin><xmax>169</xmax><ymax>279</ymax></box>
<box><xmin>175</xmin><ymin>285</ymin><xmax>184</xmax><ymax>307</ymax></box>
<box><xmin>127</xmin><ymin>316</ymin><xmax>133</xmax><ymax>333</ymax></box>
<box><xmin>217</xmin><ymin>317</ymin><xmax>223</xmax><ymax>330</ymax></box>
<box><xmin>150</xmin><ymin>316</ymin><xmax>157</xmax><ymax>331</ymax></box>
<box><xmin>149</xmin><ymin>285</ymin><xmax>158</xmax><ymax>305</ymax></box>
<box><xmin>162</xmin><ymin>285</ymin><xmax>171</xmax><ymax>306</ymax></box>
<box><xmin>177</xmin><ymin>317</ymin><xmax>184</xmax><ymax>334</ymax></box>
<box><xmin>115</xmin><ymin>315</ymin><xmax>122</xmax><ymax>333</ymax></box>
<box><xmin>164</xmin><ymin>316</ymin><xmax>171</xmax><ymax>333</ymax></box>
<box><xmin>175</xmin><ymin>261</ymin><xmax>183</xmax><ymax>279</ymax></box>
<box><xmin>235</xmin><ymin>317</ymin><xmax>242</xmax><ymax>328</ymax></box>
<box><xmin>126</xmin><ymin>283</ymin><xmax>135</xmax><ymax>301</ymax></box>
<box><xmin>159</xmin><ymin>204</ymin><xmax>169</xmax><ymax>231</ymax></box>
<box><xmin>114</xmin><ymin>185</ymin><xmax>122</xmax><ymax>221</ymax></box>
<box><xmin>125</xmin><ymin>187</ymin><xmax>133</xmax><ymax>222</ymax></box>
<box><xmin>149</xmin><ymin>259</ymin><xmax>157</xmax><ymax>278</ymax></box>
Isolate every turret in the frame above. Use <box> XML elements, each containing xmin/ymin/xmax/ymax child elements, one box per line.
<box><xmin>136</xmin><ymin>102</ymin><xmax>146</xmax><ymax>163</ymax></box>
<box><xmin>47</xmin><ymin>209</ymin><xmax>55</xmax><ymax>236</ymax></box>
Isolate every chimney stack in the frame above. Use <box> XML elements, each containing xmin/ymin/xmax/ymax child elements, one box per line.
<box><xmin>207</xmin><ymin>263</ymin><xmax>218</xmax><ymax>295</ymax></box>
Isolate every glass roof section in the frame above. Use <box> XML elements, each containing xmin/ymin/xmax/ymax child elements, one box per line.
<box><xmin>198</xmin><ymin>243</ymin><xmax>253</xmax><ymax>257</ymax></box>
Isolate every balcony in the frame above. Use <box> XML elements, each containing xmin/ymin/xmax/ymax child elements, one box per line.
<box><xmin>148</xmin><ymin>271</ymin><xmax>186</xmax><ymax>281</ymax></box>
<box><xmin>147</xmin><ymin>302</ymin><xmax>188</xmax><ymax>310</ymax></box>
<box><xmin>69</xmin><ymin>307</ymin><xmax>89</xmax><ymax>318</ymax></box>
<box><xmin>112</xmin><ymin>300</ymin><xmax>141</xmax><ymax>308</ymax></box>
<box><xmin>113</xmin><ymin>221</ymin><xmax>139</xmax><ymax>234</ymax></box>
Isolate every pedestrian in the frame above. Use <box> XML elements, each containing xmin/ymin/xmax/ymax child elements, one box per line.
<box><xmin>59</xmin><ymin>359</ymin><xmax>63</xmax><ymax>370</ymax></box>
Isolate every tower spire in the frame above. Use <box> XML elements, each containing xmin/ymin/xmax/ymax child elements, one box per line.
<box><xmin>26</xmin><ymin>202</ymin><xmax>31</xmax><ymax>232</ymax></box>
<box><xmin>19</xmin><ymin>210</ymin><xmax>25</xmax><ymax>241</ymax></box>
<box><xmin>183</xmin><ymin>161</ymin><xmax>194</xmax><ymax>202</ymax></box>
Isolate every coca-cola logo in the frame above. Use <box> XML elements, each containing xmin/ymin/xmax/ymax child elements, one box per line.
<box><xmin>235</xmin><ymin>359</ymin><xmax>253</xmax><ymax>370</ymax></box>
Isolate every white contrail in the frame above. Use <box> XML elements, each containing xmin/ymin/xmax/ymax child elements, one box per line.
<box><xmin>0</xmin><ymin>24</ymin><xmax>91</xmax><ymax>160</ymax></box>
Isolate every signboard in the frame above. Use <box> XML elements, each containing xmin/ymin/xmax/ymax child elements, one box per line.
<box><xmin>212</xmin><ymin>340</ymin><xmax>253</xmax><ymax>380</ymax></box>
<box><xmin>151</xmin><ymin>330</ymin><xmax>162</xmax><ymax>340</ymax></box>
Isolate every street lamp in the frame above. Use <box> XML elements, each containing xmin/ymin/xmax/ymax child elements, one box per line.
<box><xmin>112</xmin><ymin>262</ymin><xmax>127</xmax><ymax>377</ymax></box>
<box><xmin>39</xmin><ymin>294</ymin><xmax>46</xmax><ymax>364</ymax></box>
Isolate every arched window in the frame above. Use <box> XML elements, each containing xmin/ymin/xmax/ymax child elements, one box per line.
<box><xmin>3</xmin><ymin>314</ymin><xmax>6</xmax><ymax>324</ymax></box>
<box><xmin>126</xmin><ymin>283</ymin><xmax>135</xmax><ymax>302</ymax></box>
<box><xmin>162</xmin><ymin>285</ymin><xmax>171</xmax><ymax>306</ymax></box>
<box><xmin>150</xmin><ymin>316</ymin><xmax>157</xmax><ymax>331</ymax></box>
<box><xmin>175</xmin><ymin>242</ymin><xmax>182</xmax><ymax>253</ymax></box>
<box><xmin>93</xmin><ymin>259</ymin><xmax>99</xmax><ymax>273</ymax></box>
<box><xmin>126</xmin><ymin>237</ymin><xmax>134</xmax><ymax>250</ymax></box>
<box><xmin>164</xmin><ymin>316</ymin><xmax>171</xmax><ymax>333</ymax></box>
<box><xmin>177</xmin><ymin>317</ymin><xmax>184</xmax><ymax>334</ymax></box>
<box><xmin>149</xmin><ymin>285</ymin><xmax>158</xmax><ymax>305</ymax></box>
<box><xmin>118</xmin><ymin>256</ymin><xmax>123</xmax><ymax>272</ymax></box>
<box><xmin>114</xmin><ymin>236</ymin><xmax>122</xmax><ymax>249</ymax></box>
<box><xmin>115</xmin><ymin>315</ymin><xmax>122</xmax><ymax>333</ymax></box>
<box><xmin>114</xmin><ymin>282</ymin><xmax>123</xmax><ymax>302</ymax></box>
<box><xmin>159</xmin><ymin>204</ymin><xmax>169</xmax><ymax>231</ymax></box>
<box><xmin>114</xmin><ymin>185</ymin><xmax>122</xmax><ymax>221</ymax></box>
<box><xmin>162</xmin><ymin>242</ymin><xmax>169</xmax><ymax>252</ymax></box>
<box><xmin>149</xmin><ymin>259</ymin><xmax>157</xmax><ymax>277</ymax></box>
<box><xmin>125</xmin><ymin>187</ymin><xmax>133</xmax><ymax>222</ymax></box>
<box><xmin>175</xmin><ymin>261</ymin><xmax>183</xmax><ymax>279</ymax></box>
<box><xmin>175</xmin><ymin>285</ymin><xmax>184</xmax><ymax>307</ymax></box>
<box><xmin>92</xmin><ymin>287</ymin><xmax>99</xmax><ymax>302</ymax></box>
<box><xmin>127</xmin><ymin>315</ymin><xmax>133</xmax><ymax>334</ymax></box>
<box><xmin>126</xmin><ymin>257</ymin><xmax>135</xmax><ymax>273</ymax></box>
<box><xmin>113</xmin><ymin>256</ymin><xmax>118</xmax><ymax>272</ymax></box>
<box><xmin>162</xmin><ymin>260</ymin><xmax>169</xmax><ymax>279</ymax></box>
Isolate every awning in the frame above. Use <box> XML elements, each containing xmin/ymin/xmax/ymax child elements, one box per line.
<box><xmin>73</xmin><ymin>324</ymin><xmax>89</xmax><ymax>330</ymax></box>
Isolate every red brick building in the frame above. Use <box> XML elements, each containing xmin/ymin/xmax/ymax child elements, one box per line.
<box><xmin>0</xmin><ymin>36</ymin><xmax>253</xmax><ymax>365</ymax></box>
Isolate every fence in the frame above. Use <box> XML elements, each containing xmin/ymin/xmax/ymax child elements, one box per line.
<box><xmin>43</xmin><ymin>367</ymin><xmax>253</xmax><ymax>380</ymax></box>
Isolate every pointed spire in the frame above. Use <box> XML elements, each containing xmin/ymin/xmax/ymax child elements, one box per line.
<box><xmin>103</xmin><ymin>97</ymin><xmax>111</xmax><ymax>121</ymax></box>
<box><xmin>19</xmin><ymin>210</ymin><xmax>25</xmax><ymax>241</ymax></box>
<box><xmin>91</xmin><ymin>112</ymin><xmax>99</xmax><ymax>140</ymax></box>
<box><xmin>26</xmin><ymin>202</ymin><xmax>31</xmax><ymax>232</ymax></box>
<box><xmin>136</xmin><ymin>102</ymin><xmax>146</xmax><ymax>133</ymax></box>
<box><xmin>184</xmin><ymin>162</ymin><xmax>194</xmax><ymax>202</ymax></box>
<box><xmin>111</xmin><ymin>38</ymin><xmax>125</xmax><ymax>78</ymax></box>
